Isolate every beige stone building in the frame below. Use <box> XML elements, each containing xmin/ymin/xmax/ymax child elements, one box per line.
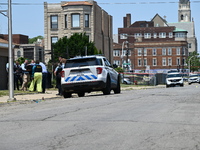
<box><xmin>44</xmin><ymin>0</ymin><xmax>113</xmax><ymax>63</ymax></box>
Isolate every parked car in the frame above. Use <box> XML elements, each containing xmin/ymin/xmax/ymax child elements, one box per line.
<box><xmin>188</xmin><ymin>74</ymin><xmax>200</xmax><ymax>85</ymax></box>
<box><xmin>61</xmin><ymin>55</ymin><xmax>121</xmax><ymax>98</ymax></box>
<box><xmin>166</xmin><ymin>72</ymin><xmax>184</xmax><ymax>88</ymax></box>
<box><xmin>123</xmin><ymin>78</ymin><xmax>133</xmax><ymax>84</ymax></box>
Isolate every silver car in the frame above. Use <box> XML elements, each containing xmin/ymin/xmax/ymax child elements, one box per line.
<box><xmin>188</xmin><ymin>74</ymin><xmax>200</xmax><ymax>85</ymax></box>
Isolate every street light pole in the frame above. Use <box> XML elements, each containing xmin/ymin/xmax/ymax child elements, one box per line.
<box><xmin>121</xmin><ymin>41</ymin><xmax>128</xmax><ymax>69</ymax></box>
<box><xmin>188</xmin><ymin>56</ymin><xmax>194</xmax><ymax>74</ymax></box>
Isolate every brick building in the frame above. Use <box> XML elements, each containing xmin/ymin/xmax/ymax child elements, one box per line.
<box><xmin>44</xmin><ymin>0</ymin><xmax>113</xmax><ymax>63</ymax></box>
<box><xmin>113</xmin><ymin>14</ymin><xmax>188</xmax><ymax>73</ymax></box>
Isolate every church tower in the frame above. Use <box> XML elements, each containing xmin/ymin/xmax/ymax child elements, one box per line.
<box><xmin>178</xmin><ymin>0</ymin><xmax>191</xmax><ymax>22</ymax></box>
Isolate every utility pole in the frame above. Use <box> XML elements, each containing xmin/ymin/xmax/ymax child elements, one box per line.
<box><xmin>7</xmin><ymin>0</ymin><xmax>15</xmax><ymax>101</ymax></box>
<box><xmin>0</xmin><ymin>0</ymin><xmax>15</xmax><ymax>101</ymax></box>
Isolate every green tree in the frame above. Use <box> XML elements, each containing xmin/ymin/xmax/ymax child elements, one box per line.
<box><xmin>186</xmin><ymin>51</ymin><xmax>200</xmax><ymax>72</ymax></box>
<box><xmin>29</xmin><ymin>36</ymin><xmax>43</xmax><ymax>44</ymax></box>
<box><xmin>52</xmin><ymin>33</ymin><xmax>100</xmax><ymax>62</ymax></box>
<box><xmin>16</xmin><ymin>57</ymin><xmax>25</xmax><ymax>64</ymax></box>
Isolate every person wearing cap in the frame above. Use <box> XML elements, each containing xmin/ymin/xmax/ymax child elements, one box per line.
<box><xmin>29</xmin><ymin>60</ymin><xmax>43</xmax><ymax>93</ymax></box>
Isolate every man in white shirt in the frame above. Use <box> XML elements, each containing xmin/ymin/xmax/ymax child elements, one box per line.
<box><xmin>39</xmin><ymin>62</ymin><xmax>48</xmax><ymax>93</ymax></box>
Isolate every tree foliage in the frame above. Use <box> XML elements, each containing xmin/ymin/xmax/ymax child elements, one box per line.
<box><xmin>186</xmin><ymin>51</ymin><xmax>200</xmax><ymax>72</ymax></box>
<box><xmin>52</xmin><ymin>33</ymin><xmax>100</xmax><ymax>62</ymax></box>
<box><xmin>29</xmin><ymin>36</ymin><xmax>43</xmax><ymax>44</ymax></box>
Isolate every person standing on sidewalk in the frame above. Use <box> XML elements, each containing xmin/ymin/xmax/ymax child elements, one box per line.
<box><xmin>14</xmin><ymin>61</ymin><xmax>23</xmax><ymax>90</ymax></box>
<box><xmin>54</xmin><ymin>62</ymin><xmax>63</xmax><ymax>95</ymax></box>
<box><xmin>29</xmin><ymin>60</ymin><xmax>43</xmax><ymax>93</ymax></box>
<box><xmin>21</xmin><ymin>59</ymin><xmax>30</xmax><ymax>91</ymax></box>
<box><xmin>39</xmin><ymin>61</ymin><xmax>48</xmax><ymax>93</ymax></box>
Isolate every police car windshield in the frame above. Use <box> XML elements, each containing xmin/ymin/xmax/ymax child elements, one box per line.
<box><xmin>65</xmin><ymin>58</ymin><xmax>102</xmax><ymax>68</ymax></box>
<box><xmin>167</xmin><ymin>73</ymin><xmax>182</xmax><ymax>78</ymax></box>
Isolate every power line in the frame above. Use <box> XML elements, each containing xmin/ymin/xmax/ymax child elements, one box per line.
<box><xmin>0</xmin><ymin>1</ymin><xmax>200</xmax><ymax>5</ymax></box>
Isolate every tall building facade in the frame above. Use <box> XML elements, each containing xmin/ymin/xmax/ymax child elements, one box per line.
<box><xmin>113</xmin><ymin>14</ymin><xmax>188</xmax><ymax>73</ymax></box>
<box><xmin>168</xmin><ymin>0</ymin><xmax>197</xmax><ymax>53</ymax></box>
<box><xmin>44</xmin><ymin>0</ymin><xmax>113</xmax><ymax>63</ymax></box>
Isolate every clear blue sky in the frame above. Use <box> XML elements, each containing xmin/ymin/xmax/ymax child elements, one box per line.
<box><xmin>0</xmin><ymin>0</ymin><xmax>199</xmax><ymax>52</ymax></box>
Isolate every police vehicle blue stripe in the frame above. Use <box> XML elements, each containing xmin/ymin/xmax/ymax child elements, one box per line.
<box><xmin>65</xmin><ymin>75</ymin><xmax>97</xmax><ymax>82</ymax></box>
<box><xmin>71</xmin><ymin>76</ymin><xmax>77</xmax><ymax>81</ymax></box>
<box><xmin>91</xmin><ymin>75</ymin><xmax>97</xmax><ymax>79</ymax></box>
<box><xmin>85</xmin><ymin>75</ymin><xmax>92</xmax><ymax>80</ymax></box>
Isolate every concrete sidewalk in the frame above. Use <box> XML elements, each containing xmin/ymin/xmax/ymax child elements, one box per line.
<box><xmin>0</xmin><ymin>90</ymin><xmax>61</xmax><ymax>103</ymax></box>
<box><xmin>0</xmin><ymin>85</ymin><xmax>165</xmax><ymax>103</ymax></box>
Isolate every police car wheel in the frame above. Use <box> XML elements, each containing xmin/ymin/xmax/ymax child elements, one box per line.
<box><xmin>63</xmin><ymin>91</ymin><xmax>72</xmax><ymax>98</ymax></box>
<box><xmin>114</xmin><ymin>77</ymin><xmax>121</xmax><ymax>94</ymax></box>
<box><xmin>103</xmin><ymin>76</ymin><xmax>111</xmax><ymax>95</ymax></box>
<box><xmin>78</xmin><ymin>92</ymin><xmax>85</xmax><ymax>97</ymax></box>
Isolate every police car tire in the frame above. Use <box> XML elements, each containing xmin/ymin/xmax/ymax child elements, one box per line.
<box><xmin>114</xmin><ymin>76</ymin><xmax>121</xmax><ymax>94</ymax></box>
<box><xmin>78</xmin><ymin>92</ymin><xmax>85</xmax><ymax>97</ymax></box>
<box><xmin>63</xmin><ymin>91</ymin><xmax>72</xmax><ymax>98</ymax></box>
<box><xmin>103</xmin><ymin>76</ymin><xmax>111</xmax><ymax>95</ymax></box>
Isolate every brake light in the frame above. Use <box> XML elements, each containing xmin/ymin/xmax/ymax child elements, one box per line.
<box><xmin>61</xmin><ymin>71</ymin><xmax>65</xmax><ymax>77</ymax></box>
<box><xmin>96</xmin><ymin>67</ymin><xmax>103</xmax><ymax>74</ymax></box>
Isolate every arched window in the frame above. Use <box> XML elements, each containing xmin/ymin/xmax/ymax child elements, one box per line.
<box><xmin>185</xmin><ymin>15</ymin><xmax>188</xmax><ymax>21</ymax></box>
<box><xmin>17</xmin><ymin>51</ymin><xmax>21</xmax><ymax>58</ymax></box>
<box><xmin>181</xmin><ymin>15</ymin><xmax>184</xmax><ymax>20</ymax></box>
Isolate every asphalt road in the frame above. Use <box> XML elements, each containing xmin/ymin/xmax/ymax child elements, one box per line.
<box><xmin>0</xmin><ymin>84</ymin><xmax>200</xmax><ymax>150</ymax></box>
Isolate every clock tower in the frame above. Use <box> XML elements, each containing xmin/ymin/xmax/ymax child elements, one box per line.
<box><xmin>178</xmin><ymin>0</ymin><xmax>191</xmax><ymax>22</ymax></box>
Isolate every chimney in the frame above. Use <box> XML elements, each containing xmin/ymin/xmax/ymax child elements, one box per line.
<box><xmin>123</xmin><ymin>16</ymin><xmax>127</xmax><ymax>28</ymax></box>
<box><xmin>123</xmin><ymin>14</ymin><xmax>131</xmax><ymax>28</ymax></box>
<box><xmin>126</xmin><ymin>14</ymin><xmax>131</xmax><ymax>27</ymax></box>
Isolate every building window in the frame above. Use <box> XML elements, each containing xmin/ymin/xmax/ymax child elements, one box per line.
<box><xmin>65</xmin><ymin>15</ymin><xmax>68</xmax><ymax>28</ymax></box>
<box><xmin>134</xmin><ymin>33</ymin><xmax>142</xmax><ymax>38</ymax></box>
<box><xmin>162</xmin><ymin>58</ymin><xmax>166</xmax><ymax>66</ymax></box>
<box><xmin>168</xmin><ymin>58</ymin><xmax>172</xmax><ymax>66</ymax></box>
<box><xmin>153</xmin><ymin>48</ymin><xmax>157</xmax><ymax>56</ymax></box>
<box><xmin>113</xmin><ymin>50</ymin><xmax>120</xmax><ymax>57</ymax></box>
<box><xmin>159</xmin><ymin>32</ymin><xmax>166</xmax><ymax>38</ymax></box>
<box><xmin>182</xmin><ymin>58</ymin><xmax>186</xmax><ymax>66</ymax></box>
<box><xmin>144</xmin><ymin>49</ymin><xmax>147</xmax><ymax>56</ymax></box>
<box><xmin>144</xmin><ymin>33</ymin><xmax>151</xmax><ymax>39</ymax></box>
<box><xmin>120</xmin><ymin>34</ymin><xmax>128</xmax><ymax>39</ymax></box>
<box><xmin>51</xmin><ymin>36</ymin><xmax>58</xmax><ymax>44</ymax></box>
<box><xmin>176</xmin><ymin>48</ymin><xmax>180</xmax><ymax>55</ymax></box>
<box><xmin>177</xmin><ymin>58</ymin><xmax>180</xmax><ymax>65</ymax></box>
<box><xmin>138</xmin><ymin>49</ymin><xmax>142</xmax><ymax>56</ymax></box>
<box><xmin>114</xmin><ymin>60</ymin><xmax>120</xmax><ymax>66</ymax></box>
<box><xmin>17</xmin><ymin>51</ymin><xmax>21</xmax><ymax>58</ymax></box>
<box><xmin>181</xmin><ymin>15</ymin><xmax>184</xmax><ymax>20</ymax></box>
<box><xmin>168</xmin><ymin>48</ymin><xmax>172</xmax><ymax>55</ymax></box>
<box><xmin>153</xmin><ymin>33</ymin><xmax>157</xmax><ymax>38</ymax></box>
<box><xmin>162</xmin><ymin>48</ymin><xmax>166</xmax><ymax>55</ymax></box>
<box><xmin>71</xmin><ymin>14</ymin><xmax>80</xmax><ymax>27</ymax></box>
<box><xmin>182</xmin><ymin>47</ymin><xmax>186</xmax><ymax>55</ymax></box>
<box><xmin>85</xmin><ymin>14</ymin><xmax>89</xmax><ymax>27</ymax></box>
<box><xmin>175</xmin><ymin>33</ymin><xmax>186</xmax><ymax>38</ymax></box>
<box><xmin>51</xmin><ymin>15</ymin><xmax>58</xmax><ymax>29</ymax></box>
<box><xmin>153</xmin><ymin>58</ymin><xmax>157</xmax><ymax>66</ymax></box>
<box><xmin>169</xmin><ymin>32</ymin><xmax>173</xmax><ymax>38</ymax></box>
<box><xmin>138</xmin><ymin>59</ymin><xmax>142</xmax><ymax>66</ymax></box>
<box><xmin>188</xmin><ymin>43</ymin><xmax>192</xmax><ymax>48</ymax></box>
<box><xmin>125</xmin><ymin>50</ymin><xmax>131</xmax><ymax>56</ymax></box>
<box><xmin>144</xmin><ymin>58</ymin><xmax>147</xmax><ymax>66</ymax></box>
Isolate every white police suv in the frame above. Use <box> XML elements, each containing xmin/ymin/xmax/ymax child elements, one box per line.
<box><xmin>61</xmin><ymin>56</ymin><xmax>121</xmax><ymax>98</ymax></box>
<box><xmin>166</xmin><ymin>72</ymin><xmax>184</xmax><ymax>88</ymax></box>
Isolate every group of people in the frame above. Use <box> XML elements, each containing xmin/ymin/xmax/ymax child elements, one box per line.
<box><xmin>6</xmin><ymin>56</ymin><xmax>67</xmax><ymax>96</ymax></box>
<box><xmin>6</xmin><ymin>59</ymin><xmax>48</xmax><ymax>93</ymax></box>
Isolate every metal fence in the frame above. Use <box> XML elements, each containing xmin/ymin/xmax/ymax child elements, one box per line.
<box><xmin>120</xmin><ymin>72</ymin><xmax>195</xmax><ymax>86</ymax></box>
